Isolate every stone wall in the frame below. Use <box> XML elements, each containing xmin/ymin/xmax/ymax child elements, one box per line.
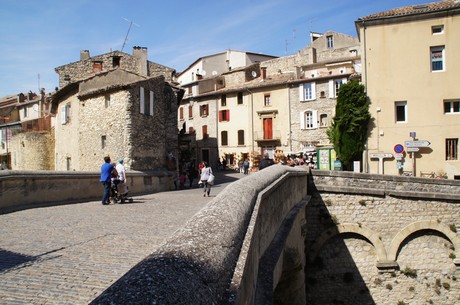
<box><xmin>10</xmin><ymin>130</ymin><xmax>54</xmax><ymax>170</ymax></box>
<box><xmin>89</xmin><ymin>165</ymin><xmax>310</xmax><ymax>305</ymax></box>
<box><xmin>306</xmin><ymin>170</ymin><xmax>460</xmax><ymax>304</ymax></box>
<box><xmin>55</xmin><ymin>48</ymin><xmax>175</xmax><ymax>88</ymax></box>
<box><xmin>0</xmin><ymin>170</ymin><xmax>173</xmax><ymax>214</ymax></box>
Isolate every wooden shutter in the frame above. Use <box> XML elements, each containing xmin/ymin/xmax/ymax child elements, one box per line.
<box><xmin>149</xmin><ymin>91</ymin><xmax>154</xmax><ymax>116</ymax></box>
<box><xmin>140</xmin><ymin>87</ymin><xmax>145</xmax><ymax>114</ymax></box>
<box><xmin>300</xmin><ymin>111</ymin><xmax>305</xmax><ymax>129</ymax></box>
<box><xmin>299</xmin><ymin>84</ymin><xmax>304</xmax><ymax>101</ymax></box>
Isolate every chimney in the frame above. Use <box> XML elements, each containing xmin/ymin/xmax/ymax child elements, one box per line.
<box><xmin>261</xmin><ymin>67</ymin><xmax>267</xmax><ymax>79</ymax></box>
<box><xmin>80</xmin><ymin>50</ymin><xmax>90</xmax><ymax>61</ymax></box>
<box><xmin>133</xmin><ymin>46</ymin><xmax>148</xmax><ymax>76</ymax></box>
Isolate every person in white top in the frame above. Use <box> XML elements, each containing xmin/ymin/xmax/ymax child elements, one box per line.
<box><xmin>116</xmin><ymin>159</ymin><xmax>126</xmax><ymax>182</ymax></box>
<box><xmin>199</xmin><ymin>162</ymin><xmax>213</xmax><ymax>197</ymax></box>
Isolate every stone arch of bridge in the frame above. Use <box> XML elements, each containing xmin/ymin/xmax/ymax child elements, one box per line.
<box><xmin>310</xmin><ymin>223</ymin><xmax>388</xmax><ymax>264</ymax></box>
<box><xmin>387</xmin><ymin>220</ymin><xmax>460</xmax><ymax>263</ymax></box>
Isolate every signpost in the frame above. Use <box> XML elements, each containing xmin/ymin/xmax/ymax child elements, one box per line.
<box><xmin>405</xmin><ymin>133</ymin><xmax>430</xmax><ymax>177</ymax></box>
<box><xmin>370</xmin><ymin>153</ymin><xmax>393</xmax><ymax>175</ymax></box>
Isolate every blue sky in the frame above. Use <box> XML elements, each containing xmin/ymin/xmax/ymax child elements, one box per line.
<box><xmin>0</xmin><ymin>0</ymin><xmax>431</xmax><ymax>97</ymax></box>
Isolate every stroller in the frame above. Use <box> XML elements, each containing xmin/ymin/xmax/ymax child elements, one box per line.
<box><xmin>110</xmin><ymin>179</ymin><xmax>133</xmax><ymax>203</ymax></box>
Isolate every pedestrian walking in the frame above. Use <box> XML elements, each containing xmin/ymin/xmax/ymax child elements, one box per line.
<box><xmin>100</xmin><ymin>156</ymin><xmax>117</xmax><ymax>205</ymax></box>
<box><xmin>200</xmin><ymin>162</ymin><xmax>213</xmax><ymax>197</ymax></box>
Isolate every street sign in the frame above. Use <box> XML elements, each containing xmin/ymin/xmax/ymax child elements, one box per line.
<box><xmin>405</xmin><ymin>140</ymin><xmax>430</xmax><ymax>147</ymax></box>
<box><xmin>407</xmin><ymin>147</ymin><xmax>420</xmax><ymax>152</ymax></box>
<box><xmin>395</xmin><ymin>153</ymin><xmax>404</xmax><ymax>158</ymax></box>
<box><xmin>370</xmin><ymin>153</ymin><xmax>393</xmax><ymax>159</ymax></box>
<box><xmin>394</xmin><ymin>144</ymin><xmax>404</xmax><ymax>153</ymax></box>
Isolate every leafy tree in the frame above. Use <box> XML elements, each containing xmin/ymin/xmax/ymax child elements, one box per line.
<box><xmin>327</xmin><ymin>81</ymin><xmax>370</xmax><ymax>170</ymax></box>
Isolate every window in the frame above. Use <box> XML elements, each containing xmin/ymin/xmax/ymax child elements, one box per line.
<box><xmin>446</xmin><ymin>138</ymin><xmax>458</xmax><ymax>160</ymax></box>
<box><xmin>329</xmin><ymin>78</ymin><xmax>347</xmax><ymax>98</ymax></box>
<box><xmin>202</xmin><ymin>125</ymin><xmax>208</xmax><ymax>139</ymax></box>
<box><xmin>188</xmin><ymin>105</ymin><xmax>193</xmax><ymax>118</ymax></box>
<box><xmin>66</xmin><ymin>157</ymin><xmax>71</xmax><ymax>171</ymax></box>
<box><xmin>112</xmin><ymin>56</ymin><xmax>121</xmax><ymax>68</ymax></box>
<box><xmin>431</xmin><ymin>46</ymin><xmax>445</xmax><ymax>72</ymax></box>
<box><xmin>60</xmin><ymin>103</ymin><xmax>71</xmax><ymax>125</ymax></box>
<box><xmin>299</xmin><ymin>82</ymin><xmax>316</xmax><ymax>101</ymax></box>
<box><xmin>327</xmin><ymin>35</ymin><xmax>334</xmax><ymax>48</ymax></box>
<box><xmin>219</xmin><ymin>110</ymin><xmax>230</xmax><ymax>122</ymax></box>
<box><xmin>92</xmin><ymin>61</ymin><xmax>103</xmax><ymax>73</ymax></box>
<box><xmin>179</xmin><ymin>107</ymin><xmax>184</xmax><ymax>120</ymax></box>
<box><xmin>139</xmin><ymin>87</ymin><xmax>153</xmax><ymax>116</ymax></box>
<box><xmin>221</xmin><ymin>131</ymin><xmax>228</xmax><ymax>145</ymax></box>
<box><xmin>200</xmin><ymin>104</ymin><xmax>208</xmax><ymax>117</ymax></box>
<box><xmin>444</xmin><ymin>100</ymin><xmax>460</xmax><ymax>114</ymax></box>
<box><xmin>320</xmin><ymin>113</ymin><xmax>329</xmax><ymax>127</ymax></box>
<box><xmin>238</xmin><ymin>130</ymin><xmax>245</xmax><ymax>145</ymax></box>
<box><xmin>300</xmin><ymin>110</ymin><xmax>317</xmax><ymax>129</ymax></box>
<box><xmin>23</xmin><ymin>107</ymin><xmax>28</xmax><ymax>118</ymax></box>
<box><xmin>432</xmin><ymin>25</ymin><xmax>444</xmax><ymax>35</ymax></box>
<box><xmin>395</xmin><ymin>101</ymin><xmax>407</xmax><ymax>123</ymax></box>
<box><xmin>264</xmin><ymin>94</ymin><xmax>271</xmax><ymax>106</ymax></box>
<box><xmin>104</xmin><ymin>94</ymin><xmax>111</xmax><ymax>108</ymax></box>
<box><xmin>221</xmin><ymin>95</ymin><xmax>226</xmax><ymax>106</ymax></box>
<box><xmin>237</xmin><ymin>92</ymin><xmax>243</xmax><ymax>104</ymax></box>
<box><xmin>101</xmin><ymin>135</ymin><xmax>107</xmax><ymax>149</ymax></box>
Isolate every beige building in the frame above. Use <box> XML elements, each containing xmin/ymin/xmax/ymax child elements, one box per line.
<box><xmin>356</xmin><ymin>0</ymin><xmax>460</xmax><ymax>179</ymax></box>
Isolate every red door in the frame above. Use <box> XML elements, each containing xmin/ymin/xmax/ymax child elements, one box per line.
<box><xmin>263</xmin><ymin>118</ymin><xmax>273</xmax><ymax>139</ymax></box>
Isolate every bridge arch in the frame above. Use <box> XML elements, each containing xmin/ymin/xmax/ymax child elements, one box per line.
<box><xmin>310</xmin><ymin>223</ymin><xmax>388</xmax><ymax>264</ymax></box>
<box><xmin>387</xmin><ymin>220</ymin><xmax>460</xmax><ymax>263</ymax></box>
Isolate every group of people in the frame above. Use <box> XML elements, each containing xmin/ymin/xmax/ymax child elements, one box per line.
<box><xmin>100</xmin><ymin>156</ymin><xmax>126</xmax><ymax>205</ymax></box>
<box><xmin>173</xmin><ymin>161</ymin><xmax>213</xmax><ymax>197</ymax></box>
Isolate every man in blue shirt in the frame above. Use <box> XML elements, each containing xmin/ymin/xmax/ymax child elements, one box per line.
<box><xmin>100</xmin><ymin>156</ymin><xmax>116</xmax><ymax>205</ymax></box>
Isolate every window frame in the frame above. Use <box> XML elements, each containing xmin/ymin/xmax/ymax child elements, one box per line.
<box><xmin>238</xmin><ymin>130</ymin><xmax>245</xmax><ymax>145</ymax></box>
<box><xmin>443</xmin><ymin>100</ymin><xmax>460</xmax><ymax>114</ymax></box>
<box><xmin>432</xmin><ymin>25</ymin><xmax>444</xmax><ymax>35</ymax></box>
<box><xmin>446</xmin><ymin>138</ymin><xmax>458</xmax><ymax>161</ymax></box>
<box><xmin>395</xmin><ymin>101</ymin><xmax>407</xmax><ymax>123</ymax></box>
<box><xmin>264</xmin><ymin>94</ymin><xmax>271</xmax><ymax>106</ymax></box>
<box><xmin>237</xmin><ymin>92</ymin><xmax>243</xmax><ymax>105</ymax></box>
<box><xmin>300</xmin><ymin>110</ymin><xmax>318</xmax><ymax>129</ymax></box>
<box><xmin>221</xmin><ymin>131</ymin><xmax>228</xmax><ymax>146</ymax></box>
<box><xmin>200</xmin><ymin>104</ymin><xmax>209</xmax><ymax>117</ymax></box>
<box><xmin>430</xmin><ymin>46</ymin><xmax>445</xmax><ymax>72</ymax></box>
<box><xmin>326</xmin><ymin>35</ymin><xmax>334</xmax><ymax>49</ymax></box>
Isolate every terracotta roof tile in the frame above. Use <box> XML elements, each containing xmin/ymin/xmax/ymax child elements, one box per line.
<box><xmin>359</xmin><ymin>0</ymin><xmax>460</xmax><ymax>21</ymax></box>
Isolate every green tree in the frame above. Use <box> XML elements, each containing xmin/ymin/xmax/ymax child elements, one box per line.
<box><xmin>327</xmin><ymin>81</ymin><xmax>370</xmax><ymax>170</ymax></box>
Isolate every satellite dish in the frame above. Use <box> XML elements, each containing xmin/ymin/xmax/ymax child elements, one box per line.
<box><xmin>202</xmin><ymin>70</ymin><xmax>207</xmax><ymax>76</ymax></box>
<box><xmin>212</xmin><ymin>71</ymin><xmax>218</xmax><ymax>76</ymax></box>
<box><xmin>32</xmin><ymin>104</ymin><xmax>39</xmax><ymax>112</ymax></box>
<box><xmin>251</xmin><ymin>71</ymin><xmax>257</xmax><ymax>78</ymax></box>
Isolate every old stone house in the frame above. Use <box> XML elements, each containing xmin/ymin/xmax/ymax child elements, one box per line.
<box><xmin>52</xmin><ymin>68</ymin><xmax>183</xmax><ymax>171</ymax></box>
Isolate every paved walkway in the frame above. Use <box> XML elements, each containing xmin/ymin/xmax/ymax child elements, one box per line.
<box><xmin>0</xmin><ymin>170</ymin><xmax>245</xmax><ymax>305</ymax></box>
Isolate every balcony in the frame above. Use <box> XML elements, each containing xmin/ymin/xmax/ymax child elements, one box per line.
<box><xmin>254</xmin><ymin>130</ymin><xmax>281</xmax><ymax>142</ymax></box>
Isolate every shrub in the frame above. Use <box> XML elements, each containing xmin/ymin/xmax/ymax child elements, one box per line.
<box><xmin>401</xmin><ymin>267</ymin><xmax>417</xmax><ymax>278</ymax></box>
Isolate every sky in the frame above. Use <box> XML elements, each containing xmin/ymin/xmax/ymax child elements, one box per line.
<box><xmin>0</xmin><ymin>0</ymin><xmax>432</xmax><ymax>98</ymax></box>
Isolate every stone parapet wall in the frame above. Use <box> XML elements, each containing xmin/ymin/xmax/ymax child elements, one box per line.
<box><xmin>90</xmin><ymin>165</ymin><xmax>310</xmax><ymax>305</ymax></box>
<box><xmin>306</xmin><ymin>170</ymin><xmax>460</xmax><ymax>304</ymax></box>
<box><xmin>0</xmin><ymin>170</ymin><xmax>173</xmax><ymax>214</ymax></box>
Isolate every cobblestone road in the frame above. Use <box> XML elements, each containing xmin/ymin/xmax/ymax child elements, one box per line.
<box><xmin>0</xmin><ymin>171</ymin><xmax>244</xmax><ymax>305</ymax></box>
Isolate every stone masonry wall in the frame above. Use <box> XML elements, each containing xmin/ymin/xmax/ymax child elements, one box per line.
<box><xmin>306</xmin><ymin>170</ymin><xmax>460</xmax><ymax>305</ymax></box>
<box><xmin>10</xmin><ymin>131</ymin><xmax>54</xmax><ymax>170</ymax></box>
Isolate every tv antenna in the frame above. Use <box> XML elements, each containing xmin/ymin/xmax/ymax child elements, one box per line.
<box><xmin>121</xmin><ymin>18</ymin><xmax>140</xmax><ymax>52</ymax></box>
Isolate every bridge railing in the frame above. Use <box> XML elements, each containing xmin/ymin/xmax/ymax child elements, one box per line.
<box><xmin>90</xmin><ymin>165</ymin><xmax>310</xmax><ymax>305</ymax></box>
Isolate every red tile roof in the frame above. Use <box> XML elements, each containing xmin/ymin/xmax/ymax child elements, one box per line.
<box><xmin>359</xmin><ymin>0</ymin><xmax>460</xmax><ymax>21</ymax></box>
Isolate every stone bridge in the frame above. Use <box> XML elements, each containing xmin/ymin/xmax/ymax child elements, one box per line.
<box><xmin>1</xmin><ymin>166</ymin><xmax>460</xmax><ymax>304</ymax></box>
<box><xmin>90</xmin><ymin>167</ymin><xmax>460</xmax><ymax>305</ymax></box>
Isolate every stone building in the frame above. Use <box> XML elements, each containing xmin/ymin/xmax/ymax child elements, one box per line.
<box><xmin>52</xmin><ymin>68</ymin><xmax>183</xmax><ymax>171</ymax></box>
<box><xmin>55</xmin><ymin>46</ymin><xmax>175</xmax><ymax>88</ymax></box>
<box><xmin>177</xmin><ymin>31</ymin><xmax>360</xmax><ymax>170</ymax></box>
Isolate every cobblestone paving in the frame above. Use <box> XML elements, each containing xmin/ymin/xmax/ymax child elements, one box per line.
<box><xmin>0</xmin><ymin>171</ymin><xmax>244</xmax><ymax>305</ymax></box>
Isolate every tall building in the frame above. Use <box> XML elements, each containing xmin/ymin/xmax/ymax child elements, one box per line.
<box><xmin>356</xmin><ymin>0</ymin><xmax>460</xmax><ymax>179</ymax></box>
